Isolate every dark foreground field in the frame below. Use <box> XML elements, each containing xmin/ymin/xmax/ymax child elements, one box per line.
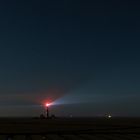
<box><xmin>0</xmin><ymin>117</ymin><xmax>140</xmax><ymax>139</ymax></box>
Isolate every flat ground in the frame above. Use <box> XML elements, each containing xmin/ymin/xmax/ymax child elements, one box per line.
<box><xmin>0</xmin><ymin>117</ymin><xmax>140</xmax><ymax>139</ymax></box>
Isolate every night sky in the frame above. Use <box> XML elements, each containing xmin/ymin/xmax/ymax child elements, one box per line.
<box><xmin>0</xmin><ymin>0</ymin><xmax>140</xmax><ymax>117</ymax></box>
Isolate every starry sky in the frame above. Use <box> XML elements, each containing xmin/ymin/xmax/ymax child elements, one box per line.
<box><xmin>0</xmin><ymin>0</ymin><xmax>140</xmax><ymax>117</ymax></box>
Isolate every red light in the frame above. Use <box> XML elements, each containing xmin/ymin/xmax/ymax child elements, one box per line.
<box><xmin>45</xmin><ymin>103</ymin><xmax>50</xmax><ymax>107</ymax></box>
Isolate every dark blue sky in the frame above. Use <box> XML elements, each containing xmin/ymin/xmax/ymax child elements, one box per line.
<box><xmin>0</xmin><ymin>0</ymin><xmax>140</xmax><ymax>116</ymax></box>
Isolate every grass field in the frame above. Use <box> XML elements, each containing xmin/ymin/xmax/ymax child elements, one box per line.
<box><xmin>0</xmin><ymin>117</ymin><xmax>140</xmax><ymax>139</ymax></box>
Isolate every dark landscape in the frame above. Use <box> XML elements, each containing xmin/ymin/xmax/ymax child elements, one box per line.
<box><xmin>0</xmin><ymin>117</ymin><xmax>140</xmax><ymax>140</ymax></box>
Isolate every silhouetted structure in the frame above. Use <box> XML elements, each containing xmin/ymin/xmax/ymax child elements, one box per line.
<box><xmin>46</xmin><ymin>105</ymin><xmax>49</xmax><ymax>118</ymax></box>
<box><xmin>40</xmin><ymin>114</ymin><xmax>46</xmax><ymax>119</ymax></box>
<box><xmin>46</xmin><ymin>104</ymin><xmax>50</xmax><ymax>118</ymax></box>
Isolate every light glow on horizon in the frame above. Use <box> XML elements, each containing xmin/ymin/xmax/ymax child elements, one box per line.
<box><xmin>45</xmin><ymin>103</ymin><xmax>50</xmax><ymax>107</ymax></box>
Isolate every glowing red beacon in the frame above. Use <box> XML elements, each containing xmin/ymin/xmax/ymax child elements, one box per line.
<box><xmin>45</xmin><ymin>103</ymin><xmax>50</xmax><ymax>107</ymax></box>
